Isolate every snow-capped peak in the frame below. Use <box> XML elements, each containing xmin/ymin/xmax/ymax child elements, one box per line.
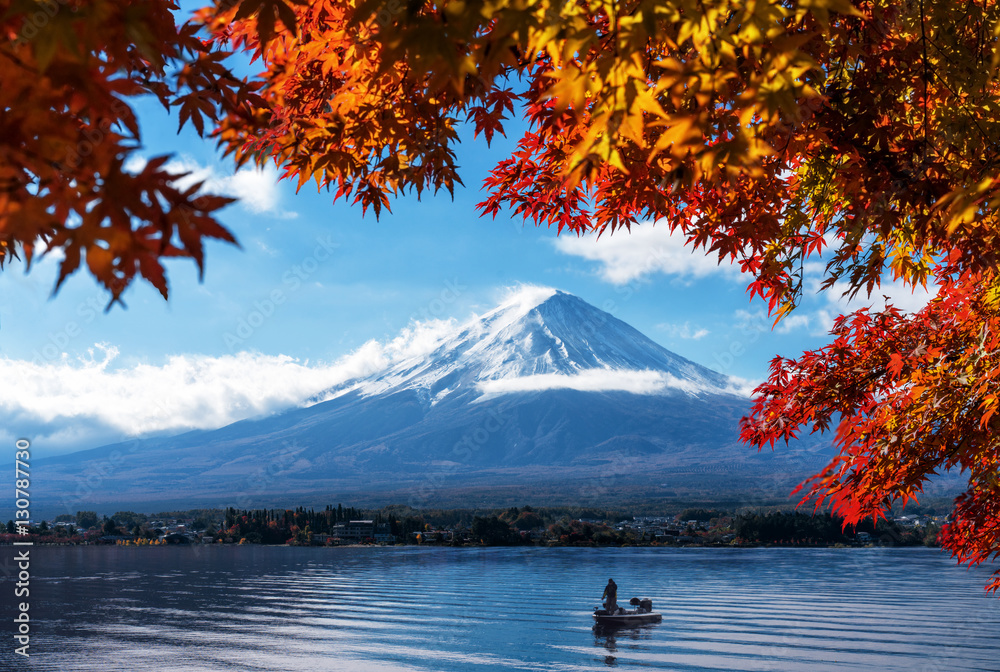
<box><xmin>319</xmin><ymin>288</ymin><xmax>742</xmax><ymax>404</ymax></box>
<box><xmin>494</xmin><ymin>285</ymin><xmax>560</xmax><ymax>317</ymax></box>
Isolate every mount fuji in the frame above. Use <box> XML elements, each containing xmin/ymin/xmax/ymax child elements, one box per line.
<box><xmin>324</xmin><ymin>286</ymin><xmax>744</xmax><ymax>404</ymax></box>
<box><xmin>34</xmin><ymin>287</ymin><xmax>835</xmax><ymax>513</ymax></box>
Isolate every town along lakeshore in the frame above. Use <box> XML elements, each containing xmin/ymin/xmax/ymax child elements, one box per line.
<box><xmin>4</xmin><ymin>504</ymin><xmax>946</xmax><ymax>549</ymax></box>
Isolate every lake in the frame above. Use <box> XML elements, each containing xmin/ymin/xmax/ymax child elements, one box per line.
<box><xmin>4</xmin><ymin>546</ymin><xmax>999</xmax><ymax>671</ymax></box>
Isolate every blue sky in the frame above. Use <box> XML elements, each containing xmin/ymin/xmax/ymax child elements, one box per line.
<box><xmin>2</xmin><ymin>26</ymin><xmax>937</xmax><ymax>456</ymax></box>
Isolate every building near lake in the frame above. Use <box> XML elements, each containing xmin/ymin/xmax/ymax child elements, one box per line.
<box><xmin>331</xmin><ymin>520</ymin><xmax>394</xmax><ymax>544</ymax></box>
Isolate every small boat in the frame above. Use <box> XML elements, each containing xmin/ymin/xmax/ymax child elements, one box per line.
<box><xmin>593</xmin><ymin>597</ymin><xmax>662</xmax><ymax>626</ymax></box>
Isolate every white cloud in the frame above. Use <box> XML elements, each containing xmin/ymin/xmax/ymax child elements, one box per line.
<box><xmin>733</xmin><ymin>308</ymin><xmax>770</xmax><ymax>330</ymax></box>
<box><xmin>723</xmin><ymin>376</ymin><xmax>762</xmax><ymax>397</ymax></box>
<box><xmin>733</xmin><ymin>307</ymin><xmax>813</xmax><ymax>336</ymax></box>
<box><xmin>0</xmin><ymin>323</ymin><xmax>456</xmax><ymax>453</ymax></box>
<box><xmin>375</xmin><ymin>319</ymin><xmax>458</xmax><ymax>363</ymax></box>
<box><xmin>829</xmin><ymin>277</ymin><xmax>938</xmax><ymax>314</ymax></box>
<box><xmin>657</xmin><ymin>321</ymin><xmax>710</xmax><ymax>340</ymax></box>
<box><xmin>802</xmin><ymin>255</ymin><xmax>938</xmax><ymax>316</ymax></box>
<box><xmin>733</xmin><ymin>271</ymin><xmax>938</xmax><ymax>338</ymax></box>
<box><xmin>556</xmin><ymin>222</ymin><xmax>938</xmax><ymax>320</ymax></box>
<box><xmin>811</xmin><ymin>309</ymin><xmax>836</xmax><ymax>336</ymax></box>
<box><xmin>126</xmin><ymin>154</ymin><xmax>296</xmax><ymax>218</ymax></box>
<box><xmin>495</xmin><ymin>285</ymin><xmax>559</xmax><ymax>313</ymax></box>
<box><xmin>554</xmin><ymin>224</ymin><xmax>746</xmax><ymax>285</ymax></box>
<box><xmin>223</xmin><ymin>165</ymin><xmax>297</xmax><ymax>218</ymax></box>
<box><xmin>123</xmin><ymin>155</ymin><xmax>148</xmax><ymax>173</ymax></box>
<box><xmin>255</xmin><ymin>240</ymin><xmax>280</xmax><ymax>257</ymax></box>
<box><xmin>775</xmin><ymin>313</ymin><xmax>811</xmax><ymax>334</ymax></box>
<box><xmin>476</xmin><ymin>368</ymin><xmax>732</xmax><ymax>398</ymax></box>
<box><xmin>32</xmin><ymin>237</ymin><xmax>64</xmax><ymax>264</ymax></box>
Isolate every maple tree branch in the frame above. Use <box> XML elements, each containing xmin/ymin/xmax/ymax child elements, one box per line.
<box><xmin>923</xmin><ymin>37</ymin><xmax>1000</xmax><ymax>159</ymax></box>
<box><xmin>920</xmin><ymin>0</ymin><xmax>929</xmax><ymax>149</ymax></box>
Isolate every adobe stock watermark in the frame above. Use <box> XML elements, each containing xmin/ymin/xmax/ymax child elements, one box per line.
<box><xmin>713</xmin><ymin>310</ymin><xmax>769</xmax><ymax>375</ymax></box>
<box><xmin>578</xmin><ymin>447</ymin><xmax>645</xmax><ymax>503</ymax></box>
<box><xmin>229</xmin><ymin>439</ymin><xmax>305</xmax><ymax>510</ymax></box>
<box><xmin>588</xmin><ymin>238</ymin><xmax>685</xmax><ymax>323</ymax></box>
<box><xmin>915</xmin><ymin>595</ymin><xmax>1000</xmax><ymax>672</ymax></box>
<box><xmin>407</xmin><ymin>408</ymin><xmax>508</xmax><ymax>509</ymax></box>
<box><xmin>58</xmin><ymin>398</ymin><xmax>173</xmax><ymax>516</ymax></box>
<box><xmin>408</xmin><ymin>279</ymin><xmax>466</xmax><ymax>323</ymax></box>
<box><xmin>12</xmin><ymin>438</ymin><xmax>34</xmax><ymax>659</ymax></box>
<box><xmin>367</xmin><ymin>0</ymin><xmax>405</xmax><ymax>36</ymax></box>
<box><xmin>29</xmin><ymin>290</ymin><xmax>110</xmax><ymax>366</ymax></box>
<box><xmin>11</xmin><ymin>0</ymin><xmax>71</xmax><ymax>48</ymax></box>
<box><xmin>223</xmin><ymin>235</ymin><xmax>338</xmax><ymax>350</ymax></box>
<box><xmin>59</xmin><ymin>438</ymin><xmax>143</xmax><ymax>517</ymax></box>
<box><xmin>59</xmin><ymin>98</ymin><xmax>134</xmax><ymax>172</ymax></box>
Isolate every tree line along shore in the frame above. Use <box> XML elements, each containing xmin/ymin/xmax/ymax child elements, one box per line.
<box><xmin>2</xmin><ymin>503</ymin><xmax>946</xmax><ymax>548</ymax></box>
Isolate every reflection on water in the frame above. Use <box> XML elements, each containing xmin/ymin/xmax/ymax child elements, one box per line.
<box><xmin>593</xmin><ymin>623</ymin><xmax>660</xmax><ymax>667</ymax></box>
<box><xmin>2</xmin><ymin>546</ymin><xmax>999</xmax><ymax>671</ymax></box>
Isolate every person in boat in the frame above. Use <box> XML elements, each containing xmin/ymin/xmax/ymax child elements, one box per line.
<box><xmin>602</xmin><ymin>578</ymin><xmax>618</xmax><ymax>614</ymax></box>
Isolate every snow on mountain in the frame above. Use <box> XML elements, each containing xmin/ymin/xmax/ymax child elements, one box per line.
<box><xmin>32</xmin><ymin>286</ymin><xmax>801</xmax><ymax>513</ymax></box>
<box><xmin>322</xmin><ymin>286</ymin><xmax>744</xmax><ymax>405</ymax></box>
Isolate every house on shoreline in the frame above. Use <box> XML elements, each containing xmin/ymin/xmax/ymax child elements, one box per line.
<box><xmin>330</xmin><ymin>520</ymin><xmax>394</xmax><ymax>544</ymax></box>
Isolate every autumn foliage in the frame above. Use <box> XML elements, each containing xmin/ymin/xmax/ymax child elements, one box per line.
<box><xmin>0</xmin><ymin>0</ymin><xmax>264</xmax><ymax>304</ymax></box>
<box><xmin>4</xmin><ymin>0</ymin><xmax>1000</xmax><ymax>589</ymax></box>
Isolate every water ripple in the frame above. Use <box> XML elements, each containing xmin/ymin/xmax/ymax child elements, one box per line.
<box><xmin>3</xmin><ymin>546</ymin><xmax>998</xmax><ymax>671</ymax></box>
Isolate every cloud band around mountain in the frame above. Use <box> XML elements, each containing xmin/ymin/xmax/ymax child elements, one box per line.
<box><xmin>475</xmin><ymin>368</ymin><xmax>740</xmax><ymax>398</ymax></box>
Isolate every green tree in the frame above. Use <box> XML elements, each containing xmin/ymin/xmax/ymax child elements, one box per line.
<box><xmin>113</xmin><ymin>511</ymin><xmax>146</xmax><ymax>529</ymax></box>
<box><xmin>513</xmin><ymin>511</ymin><xmax>544</xmax><ymax>531</ymax></box>
<box><xmin>678</xmin><ymin>509</ymin><xmax>725</xmax><ymax>523</ymax></box>
<box><xmin>76</xmin><ymin>511</ymin><xmax>99</xmax><ymax>530</ymax></box>
<box><xmin>471</xmin><ymin>516</ymin><xmax>519</xmax><ymax>546</ymax></box>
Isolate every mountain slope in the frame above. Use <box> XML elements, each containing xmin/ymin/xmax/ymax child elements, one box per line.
<box><xmin>34</xmin><ymin>287</ymin><xmax>836</xmax><ymax>513</ymax></box>
<box><xmin>324</xmin><ymin>287</ymin><xmax>738</xmax><ymax>404</ymax></box>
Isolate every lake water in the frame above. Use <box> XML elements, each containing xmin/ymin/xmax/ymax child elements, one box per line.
<box><xmin>3</xmin><ymin>546</ymin><xmax>999</xmax><ymax>671</ymax></box>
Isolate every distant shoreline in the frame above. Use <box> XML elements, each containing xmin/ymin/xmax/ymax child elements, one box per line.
<box><xmin>5</xmin><ymin>505</ymin><xmax>943</xmax><ymax>549</ymax></box>
<box><xmin>0</xmin><ymin>540</ymin><xmax>938</xmax><ymax>550</ymax></box>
